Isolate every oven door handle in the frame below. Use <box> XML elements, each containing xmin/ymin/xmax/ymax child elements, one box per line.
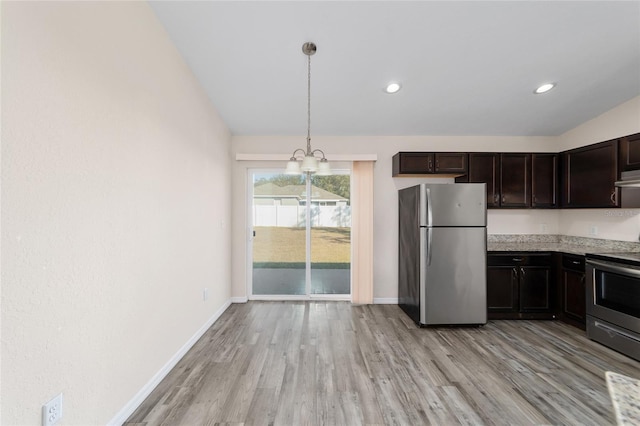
<box><xmin>593</xmin><ymin>320</ymin><xmax>640</xmax><ymax>343</ymax></box>
<box><xmin>587</xmin><ymin>259</ymin><xmax>640</xmax><ymax>278</ymax></box>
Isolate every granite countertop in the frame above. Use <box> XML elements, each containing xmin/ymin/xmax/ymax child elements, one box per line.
<box><xmin>487</xmin><ymin>235</ymin><xmax>640</xmax><ymax>256</ymax></box>
<box><xmin>488</xmin><ymin>241</ymin><xmax>594</xmax><ymax>255</ymax></box>
<box><xmin>606</xmin><ymin>371</ymin><xmax>640</xmax><ymax>426</ymax></box>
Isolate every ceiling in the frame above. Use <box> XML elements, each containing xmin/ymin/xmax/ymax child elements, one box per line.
<box><xmin>149</xmin><ymin>1</ymin><xmax>640</xmax><ymax>137</ymax></box>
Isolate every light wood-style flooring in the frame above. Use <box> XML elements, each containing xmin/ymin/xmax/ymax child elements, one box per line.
<box><xmin>125</xmin><ymin>302</ymin><xmax>639</xmax><ymax>425</ymax></box>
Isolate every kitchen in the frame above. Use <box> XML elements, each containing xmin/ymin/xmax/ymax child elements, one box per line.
<box><xmin>3</xmin><ymin>1</ymin><xmax>640</xmax><ymax>425</ymax></box>
<box><xmin>232</xmin><ymin>100</ymin><xmax>640</xmax><ymax>306</ymax></box>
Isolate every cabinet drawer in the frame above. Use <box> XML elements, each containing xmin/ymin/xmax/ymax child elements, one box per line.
<box><xmin>488</xmin><ymin>253</ymin><xmax>552</xmax><ymax>267</ymax></box>
<box><xmin>562</xmin><ymin>254</ymin><xmax>585</xmax><ymax>271</ymax></box>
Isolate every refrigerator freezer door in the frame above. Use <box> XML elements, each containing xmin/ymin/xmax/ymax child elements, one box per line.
<box><xmin>420</xmin><ymin>183</ymin><xmax>486</xmax><ymax>227</ymax></box>
<box><xmin>420</xmin><ymin>226</ymin><xmax>487</xmax><ymax>325</ymax></box>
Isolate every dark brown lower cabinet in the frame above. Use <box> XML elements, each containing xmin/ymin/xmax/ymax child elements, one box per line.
<box><xmin>487</xmin><ymin>267</ymin><xmax>517</xmax><ymax>312</ymax></box>
<box><xmin>520</xmin><ymin>267</ymin><xmax>552</xmax><ymax>311</ymax></box>
<box><xmin>487</xmin><ymin>253</ymin><xmax>555</xmax><ymax>319</ymax></box>
<box><xmin>557</xmin><ymin>253</ymin><xmax>586</xmax><ymax>330</ymax></box>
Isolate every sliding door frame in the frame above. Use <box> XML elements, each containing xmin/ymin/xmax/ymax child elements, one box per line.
<box><xmin>247</xmin><ymin>167</ymin><xmax>351</xmax><ymax>301</ymax></box>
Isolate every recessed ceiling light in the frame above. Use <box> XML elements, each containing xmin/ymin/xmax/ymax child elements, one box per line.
<box><xmin>534</xmin><ymin>83</ymin><xmax>556</xmax><ymax>94</ymax></box>
<box><xmin>385</xmin><ymin>82</ymin><xmax>401</xmax><ymax>94</ymax></box>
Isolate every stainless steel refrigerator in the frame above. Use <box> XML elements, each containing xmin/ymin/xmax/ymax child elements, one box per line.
<box><xmin>398</xmin><ymin>183</ymin><xmax>487</xmax><ymax>326</ymax></box>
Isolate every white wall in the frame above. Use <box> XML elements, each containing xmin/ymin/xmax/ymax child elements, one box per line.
<box><xmin>1</xmin><ymin>2</ymin><xmax>231</xmax><ymax>425</ymax></box>
<box><xmin>559</xmin><ymin>209</ymin><xmax>640</xmax><ymax>242</ymax></box>
<box><xmin>232</xmin><ymin>136</ymin><xmax>557</xmax><ymax>301</ymax></box>
<box><xmin>487</xmin><ymin>209</ymin><xmax>560</xmax><ymax>235</ymax></box>
<box><xmin>558</xmin><ymin>96</ymin><xmax>640</xmax><ymax>151</ymax></box>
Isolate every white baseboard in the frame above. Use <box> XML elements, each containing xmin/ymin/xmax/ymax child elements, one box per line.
<box><xmin>107</xmin><ymin>299</ymin><xmax>232</xmax><ymax>426</ymax></box>
<box><xmin>230</xmin><ymin>296</ymin><xmax>248</xmax><ymax>303</ymax></box>
<box><xmin>373</xmin><ymin>298</ymin><xmax>399</xmax><ymax>304</ymax></box>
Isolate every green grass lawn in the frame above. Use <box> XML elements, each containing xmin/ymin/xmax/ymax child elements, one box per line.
<box><xmin>253</xmin><ymin>226</ymin><xmax>350</xmax><ymax>268</ymax></box>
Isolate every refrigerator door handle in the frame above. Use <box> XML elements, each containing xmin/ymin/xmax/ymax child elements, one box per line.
<box><xmin>426</xmin><ymin>228</ymin><xmax>433</xmax><ymax>266</ymax></box>
<box><xmin>426</xmin><ymin>187</ymin><xmax>433</xmax><ymax>227</ymax></box>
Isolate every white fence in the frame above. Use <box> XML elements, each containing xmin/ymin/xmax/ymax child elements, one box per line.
<box><xmin>253</xmin><ymin>205</ymin><xmax>351</xmax><ymax>227</ymax></box>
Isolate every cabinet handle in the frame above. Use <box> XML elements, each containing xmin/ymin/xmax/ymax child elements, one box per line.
<box><xmin>572</xmin><ymin>260</ymin><xmax>580</xmax><ymax>265</ymax></box>
<box><xmin>520</xmin><ymin>267</ymin><xmax>525</xmax><ymax>277</ymax></box>
<box><xmin>502</xmin><ymin>196</ymin><xmax>506</xmax><ymax>203</ymax></box>
<box><xmin>512</xmin><ymin>268</ymin><xmax>518</xmax><ymax>281</ymax></box>
<box><xmin>428</xmin><ymin>159</ymin><xmax>433</xmax><ymax>169</ymax></box>
<box><xmin>512</xmin><ymin>257</ymin><xmax>523</xmax><ymax>262</ymax></box>
<box><xmin>494</xmin><ymin>194</ymin><xmax>499</xmax><ymax>204</ymax></box>
<box><xmin>611</xmin><ymin>190</ymin><xmax>617</xmax><ymax>205</ymax></box>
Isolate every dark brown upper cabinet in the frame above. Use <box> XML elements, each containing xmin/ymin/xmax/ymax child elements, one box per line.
<box><xmin>433</xmin><ymin>152</ymin><xmax>468</xmax><ymax>173</ymax></box>
<box><xmin>531</xmin><ymin>154</ymin><xmax>559</xmax><ymax>208</ymax></box>
<box><xmin>561</xmin><ymin>139</ymin><xmax>620</xmax><ymax>208</ymax></box>
<box><xmin>392</xmin><ymin>152</ymin><xmax>467</xmax><ymax>176</ymax></box>
<box><xmin>619</xmin><ymin>133</ymin><xmax>640</xmax><ymax>172</ymax></box>
<box><xmin>500</xmin><ymin>154</ymin><xmax>531</xmax><ymax>208</ymax></box>
<box><xmin>457</xmin><ymin>153</ymin><xmax>501</xmax><ymax>207</ymax></box>
<box><xmin>460</xmin><ymin>153</ymin><xmax>537</xmax><ymax>209</ymax></box>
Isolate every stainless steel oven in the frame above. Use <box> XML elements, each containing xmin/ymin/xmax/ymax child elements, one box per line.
<box><xmin>586</xmin><ymin>253</ymin><xmax>640</xmax><ymax>361</ymax></box>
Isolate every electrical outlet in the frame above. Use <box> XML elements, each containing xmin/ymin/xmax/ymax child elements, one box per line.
<box><xmin>590</xmin><ymin>225</ymin><xmax>598</xmax><ymax>236</ymax></box>
<box><xmin>42</xmin><ymin>393</ymin><xmax>63</xmax><ymax>426</ymax></box>
<box><xmin>203</xmin><ymin>288</ymin><xmax>209</xmax><ymax>301</ymax></box>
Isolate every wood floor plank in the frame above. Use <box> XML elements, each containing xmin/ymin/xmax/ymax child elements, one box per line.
<box><xmin>125</xmin><ymin>302</ymin><xmax>639</xmax><ymax>425</ymax></box>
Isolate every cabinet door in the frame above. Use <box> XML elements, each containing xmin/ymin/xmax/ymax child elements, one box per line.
<box><xmin>487</xmin><ymin>266</ymin><xmax>518</xmax><ymax>313</ymax></box>
<box><xmin>532</xmin><ymin>154</ymin><xmax>558</xmax><ymax>208</ymax></box>
<box><xmin>500</xmin><ymin>154</ymin><xmax>531</xmax><ymax>207</ymax></box>
<box><xmin>434</xmin><ymin>153</ymin><xmax>468</xmax><ymax>173</ymax></box>
<box><xmin>467</xmin><ymin>153</ymin><xmax>500</xmax><ymax>207</ymax></box>
<box><xmin>519</xmin><ymin>266</ymin><xmax>552</xmax><ymax>312</ymax></box>
<box><xmin>392</xmin><ymin>153</ymin><xmax>434</xmax><ymax>175</ymax></box>
<box><xmin>561</xmin><ymin>140</ymin><xmax>619</xmax><ymax>207</ymax></box>
<box><xmin>563</xmin><ymin>269</ymin><xmax>586</xmax><ymax>325</ymax></box>
<box><xmin>619</xmin><ymin>133</ymin><xmax>640</xmax><ymax>171</ymax></box>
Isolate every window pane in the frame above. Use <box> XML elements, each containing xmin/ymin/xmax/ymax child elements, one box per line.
<box><xmin>252</xmin><ymin>173</ymin><xmax>307</xmax><ymax>295</ymax></box>
<box><xmin>310</xmin><ymin>173</ymin><xmax>351</xmax><ymax>294</ymax></box>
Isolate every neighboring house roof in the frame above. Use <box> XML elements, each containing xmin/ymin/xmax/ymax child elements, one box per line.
<box><xmin>254</xmin><ymin>183</ymin><xmax>347</xmax><ymax>201</ymax></box>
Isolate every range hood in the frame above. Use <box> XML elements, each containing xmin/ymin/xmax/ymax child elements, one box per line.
<box><xmin>615</xmin><ymin>170</ymin><xmax>640</xmax><ymax>188</ymax></box>
<box><xmin>615</xmin><ymin>170</ymin><xmax>640</xmax><ymax>208</ymax></box>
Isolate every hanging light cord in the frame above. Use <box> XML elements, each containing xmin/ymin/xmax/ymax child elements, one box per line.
<box><xmin>306</xmin><ymin>52</ymin><xmax>312</xmax><ymax>155</ymax></box>
<box><xmin>287</xmin><ymin>41</ymin><xmax>327</xmax><ymax>171</ymax></box>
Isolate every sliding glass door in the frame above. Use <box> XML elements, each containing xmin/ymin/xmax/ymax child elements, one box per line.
<box><xmin>250</xmin><ymin>170</ymin><xmax>351</xmax><ymax>298</ymax></box>
<box><xmin>309</xmin><ymin>173</ymin><xmax>351</xmax><ymax>295</ymax></box>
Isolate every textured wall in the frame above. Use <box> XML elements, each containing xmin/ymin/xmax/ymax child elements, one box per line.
<box><xmin>1</xmin><ymin>2</ymin><xmax>231</xmax><ymax>424</ymax></box>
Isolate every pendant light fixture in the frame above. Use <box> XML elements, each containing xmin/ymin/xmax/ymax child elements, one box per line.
<box><xmin>285</xmin><ymin>42</ymin><xmax>331</xmax><ymax>176</ymax></box>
